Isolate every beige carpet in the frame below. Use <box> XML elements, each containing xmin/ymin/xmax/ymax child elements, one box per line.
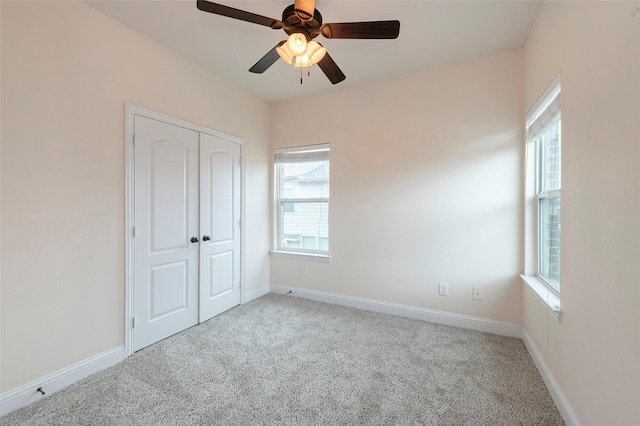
<box><xmin>0</xmin><ymin>294</ymin><xmax>563</xmax><ymax>425</ymax></box>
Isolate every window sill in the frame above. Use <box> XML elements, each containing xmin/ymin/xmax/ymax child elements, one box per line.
<box><xmin>520</xmin><ymin>274</ymin><xmax>562</xmax><ymax>322</ymax></box>
<box><xmin>270</xmin><ymin>251</ymin><xmax>332</xmax><ymax>263</ymax></box>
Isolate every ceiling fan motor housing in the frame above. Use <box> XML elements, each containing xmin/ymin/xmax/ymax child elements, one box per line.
<box><xmin>282</xmin><ymin>4</ymin><xmax>322</xmax><ymax>40</ymax></box>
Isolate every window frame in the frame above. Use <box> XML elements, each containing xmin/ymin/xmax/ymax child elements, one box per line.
<box><xmin>526</xmin><ymin>79</ymin><xmax>562</xmax><ymax>294</ymax></box>
<box><xmin>272</xmin><ymin>144</ymin><xmax>331</xmax><ymax>262</ymax></box>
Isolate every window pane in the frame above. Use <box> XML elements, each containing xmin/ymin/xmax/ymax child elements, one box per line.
<box><xmin>319</xmin><ymin>237</ymin><xmax>329</xmax><ymax>251</ymax></box>
<box><xmin>278</xmin><ymin>161</ymin><xmax>329</xmax><ymax>198</ymax></box>
<box><xmin>538</xmin><ymin>120</ymin><xmax>561</xmax><ymax>193</ymax></box>
<box><xmin>539</xmin><ymin>196</ymin><xmax>561</xmax><ymax>289</ymax></box>
<box><xmin>283</xmin><ymin>202</ymin><xmax>294</xmax><ymax>213</ymax></box>
<box><xmin>302</xmin><ymin>236</ymin><xmax>316</xmax><ymax>249</ymax></box>
<box><xmin>279</xmin><ymin>202</ymin><xmax>328</xmax><ymax>251</ymax></box>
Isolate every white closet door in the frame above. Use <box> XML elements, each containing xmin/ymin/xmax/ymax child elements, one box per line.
<box><xmin>198</xmin><ymin>133</ymin><xmax>242</xmax><ymax>322</ymax></box>
<box><xmin>133</xmin><ymin>115</ymin><xmax>199</xmax><ymax>351</ymax></box>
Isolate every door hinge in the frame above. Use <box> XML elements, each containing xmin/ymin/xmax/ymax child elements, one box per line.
<box><xmin>238</xmin><ymin>157</ymin><xmax>242</xmax><ymax>166</ymax></box>
<box><xmin>132</xmin><ymin>134</ymin><xmax>136</xmax><ymax>146</ymax></box>
<box><xmin>132</xmin><ymin>317</ymin><xmax>135</xmax><ymax>329</ymax></box>
<box><xmin>132</xmin><ymin>226</ymin><xmax>135</xmax><ymax>238</ymax></box>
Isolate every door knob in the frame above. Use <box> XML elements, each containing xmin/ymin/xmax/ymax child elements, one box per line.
<box><xmin>190</xmin><ymin>237</ymin><xmax>199</xmax><ymax>243</ymax></box>
<box><xmin>202</xmin><ymin>235</ymin><xmax>211</xmax><ymax>241</ymax></box>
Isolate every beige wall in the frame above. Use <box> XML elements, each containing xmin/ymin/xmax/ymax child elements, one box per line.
<box><xmin>0</xmin><ymin>1</ymin><xmax>270</xmax><ymax>392</ymax></box>
<box><xmin>271</xmin><ymin>50</ymin><xmax>524</xmax><ymax>325</ymax></box>
<box><xmin>523</xmin><ymin>1</ymin><xmax>640</xmax><ymax>424</ymax></box>
<box><xmin>4</xmin><ymin>1</ymin><xmax>638</xmax><ymax>422</ymax></box>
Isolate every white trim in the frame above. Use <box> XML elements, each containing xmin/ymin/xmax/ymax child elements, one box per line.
<box><xmin>538</xmin><ymin>190</ymin><xmax>561</xmax><ymax>199</ymax></box>
<box><xmin>244</xmin><ymin>285</ymin><xmax>271</xmax><ymax>303</ymax></box>
<box><xmin>270</xmin><ymin>285</ymin><xmax>521</xmax><ymax>338</ymax></box>
<box><xmin>526</xmin><ymin>72</ymin><xmax>561</xmax><ymax>121</ymax></box>
<box><xmin>279</xmin><ymin>198</ymin><xmax>329</xmax><ymax>203</ymax></box>
<box><xmin>270</xmin><ymin>251</ymin><xmax>332</xmax><ymax>263</ymax></box>
<box><xmin>126</xmin><ymin>104</ymin><xmax>244</xmax><ymax>144</ymax></box>
<box><xmin>521</xmin><ymin>329</ymin><xmax>580</xmax><ymax>426</ymax></box>
<box><xmin>274</xmin><ymin>143</ymin><xmax>329</xmax><ymax>155</ymax></box>
<box><xmin>0</xmin><ymin>346</ymin><xmax>125</xmax><ymax>416</ymax></box>
<box><xmin>124</xmin><ymin>103</ymin><xmax>246</xmax><ymax>357</ymax></box>
<box><xmin>520</xmin><ymin>274</ymin><xmax>562</xmax><ymax>321</ymax></box>
<box><xmin>270</xmin><ymin>285</ymin><xmax>576</xmax><ymax>421</ymax></box>
<box><xmin>125</xmin><ymin>104</ymin><xmax>135</xmax><ymax>358</ymax></box>
<box><xmin>239</xmin><ymin>142</ymin><xmax>246</xmax><ymax>305</ymax></box>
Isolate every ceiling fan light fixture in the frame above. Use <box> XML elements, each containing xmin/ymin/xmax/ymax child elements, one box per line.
<box><xmin>293</xmin><ymin>54</ymin><xmax>311</xmax><ymax>68</ymax></box>
<box><xmin>197</xmin><ymin>0</ymin><xmax>400</xmax><ymax>85</ymax></box>
<box><xmin>287</xmin><ymin>32</ymin><xmax>308</xmax><ymax>56</ymax></box>
<box><xmin>306</xmin><ymin>41</ymin><xmax>326</xmax><ymax>65</ymax></box>
<box><xmin>276</xmin><ymin>42</ymin><xmax>294</xmax><ymax>65</ymax></box>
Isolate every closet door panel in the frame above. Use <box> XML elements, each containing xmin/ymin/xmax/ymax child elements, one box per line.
<box><xmin>133</xmin><ymin>115</ymin><xmax>199</xmax><ymax>351</ymax></box>
<box><xmin>199</xmin><ymin>133</ymin><xmax>242</xmax><ymax>322</ymax></box>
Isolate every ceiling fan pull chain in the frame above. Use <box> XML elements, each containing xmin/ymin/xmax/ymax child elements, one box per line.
<box><xmin>300</xmin><ymin>67</ymin><xmax>303</xmax><ymax>85</ymax></box>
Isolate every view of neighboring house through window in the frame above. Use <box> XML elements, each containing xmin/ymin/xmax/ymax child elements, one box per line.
<box><xmin>527</xmin><ymin>84</ymin><xmax>561</xmax><ymax>291</ymax></box>
<box><xmin>275</xmin><ymin>144</ymin><xmax>329</xmax><ymax>255</ymax></box>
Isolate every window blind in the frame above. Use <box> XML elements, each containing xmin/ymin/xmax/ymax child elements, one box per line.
<box><xmin>275</xmin><ymin>144</ymin><xmax>329</xmax><ymax>163</ymax></box>
<box><xmin>527</xmin><ymin>86</ymin><xmax>561</xmax><ymax>141</ymax></box>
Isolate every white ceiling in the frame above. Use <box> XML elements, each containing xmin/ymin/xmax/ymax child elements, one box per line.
<box><xmin>85</xmin><ymin>0</ymin><xmax>541</xmax><ymax>103</ymax></box>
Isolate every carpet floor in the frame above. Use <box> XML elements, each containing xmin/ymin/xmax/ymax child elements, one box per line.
<box><xmin>0</xmin><ymin>294</ymin><xmax>563</xmax><ymax>425</ymax></box>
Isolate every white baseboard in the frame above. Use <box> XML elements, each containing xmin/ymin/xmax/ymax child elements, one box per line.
<box><xmin>521</xmin><ymin>329</ymin><xmax>580</xmax><ymax>426</ymax></box>
<box><xmin>0</xmin><ymin>293</ymin><xmax>575</xmax><ymax>424</ymax></box>
<box><xmin>270</xmin><ymin>285</ymin><xmax>522</xmax><ymax>338</ymax></box>
<box><xmin>270</xmin><ymin>285</ymin><xmax>579</xmax><ymax>421</ymax></box>
<box><xmin>0</xmin><ymin>346</ymin><xmax>125</xmax><ymax>416</ymax></box>
<box><xmin>244</xmin><ymin>284</ymin><xmax>270</xmax><ymax>303</ymax></box>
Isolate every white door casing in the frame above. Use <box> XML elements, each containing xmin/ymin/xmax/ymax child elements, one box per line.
<box><xmin>133</xmin><ymin>115</ymin><xmax>199</xmax><ymax>352</ymax></box>
<box><xmin>126</xmin><ymin>104</ymin><xmax>245</xmax><ymax>356</ymax></box>
<box><xmin>199</xmin><ymin>133</ymin><xmax>242</xmax><ymax>322</ymax></box>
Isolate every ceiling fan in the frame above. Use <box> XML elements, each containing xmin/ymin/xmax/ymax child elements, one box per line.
<box><xmin>196</xmin><ymin>0</ymin><xmax>400</xmax><ymax>84</ymax></box>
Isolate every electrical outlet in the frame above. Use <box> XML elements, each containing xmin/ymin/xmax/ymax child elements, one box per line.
<box><xmin>472</xmin><ymin>286</ymin><xmax>483</xmax><ymax>301</ymax></box>
<box><xmin>301</xmin><ymin>266</ymin><xmax>308</xmax><ymax>276</ymax></box>
<box><xmin>439</xmin><ymin>283</ymin><xmax>448</xmax><ymax>296</ymax></box>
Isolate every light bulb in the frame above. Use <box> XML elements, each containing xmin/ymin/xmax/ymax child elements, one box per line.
<box><xmin>287</xmin><ymin>33</ymin><xmax>308</xmax><ymax>57</ymax></box>
<box><xmin>306</xmin><ymin>41</ymin><xmax>326</xmax><ymax>65</ymax></box>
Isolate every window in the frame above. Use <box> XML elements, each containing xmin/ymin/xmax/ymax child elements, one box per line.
<box><xmin>283</xmin><ymin>188</ymin><xmax>295</xmax><ymax>213</ymax></box>
<box><xmin>527</xmin><ymin>84</ymin><xmax>561</xmax><ymax>291</ymax></box>
<box><xmin>274</xmin><ymin>144</ymin><xmax>329</xmax><ymax>257</ymax></box>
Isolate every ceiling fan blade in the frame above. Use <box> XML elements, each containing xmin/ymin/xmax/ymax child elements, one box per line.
<box><xmin>317</xmin><ymin>52</ymin><xmax>346</xmax><ymax>85</ymax></box>
<box><xmin>294</xmin><ymin>0</ymin><xmax>316</xmax><ymax>21</ymax></box>
<box><xmin>249</xmin><ymin>42</ymin><xmax>285</xmax><ymax>74</ymax></box>
<box><xmin>321</xmin><ymin>21</ymin><xmax>400</xmax><ymax>39</ymax></box>
<box><xmin>197</xmin><ymin>0</ymin><xmax>282</xmax><ymax>29</ymax></box>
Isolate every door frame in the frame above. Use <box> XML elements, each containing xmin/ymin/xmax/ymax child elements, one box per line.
<box><xmin>124</xmin><ymin>103</ymin><xmax>246</xmax><ymax>357</ymax></box>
